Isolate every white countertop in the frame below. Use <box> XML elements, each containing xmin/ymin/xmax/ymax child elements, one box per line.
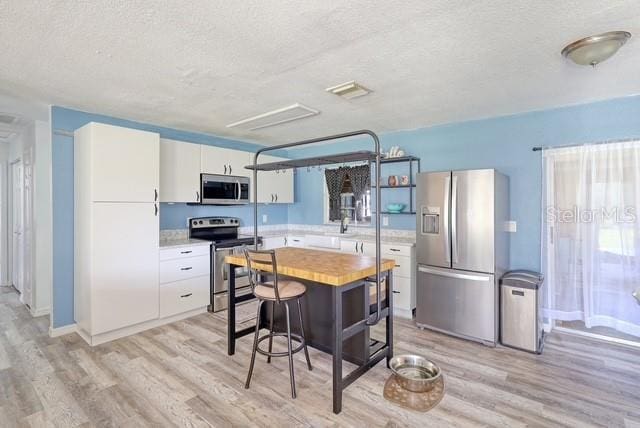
<box><xmin>256</xmin><ymin>229</ymin><xmax>415</xmax><ymax>246</ymax></box>
<box><xmin>159</xmin><ymin>238</ymin><xmax>211</xmax><ymax>249</ymax></box>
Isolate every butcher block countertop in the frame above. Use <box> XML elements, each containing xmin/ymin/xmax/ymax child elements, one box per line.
<box><xmin>225</xmin><ymin>247</ymin><xmax>395</xmax><ymax>286</ymax></box>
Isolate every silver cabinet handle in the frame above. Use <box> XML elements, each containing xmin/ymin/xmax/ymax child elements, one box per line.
<box><xmin>389</xmin><ymin>248</ymin><xmax>400</xmax><ymax>252</ymax></box>
<box><xmin>360</xmin><ymin>242</ymin><xmax>364</xmax><ymax>253</ymax></box>
<box><xmin>154</xmin><ymin>188</ymin><xmax>158</xmax><ymax>201</ymax></box>
<box><xmin>355</xmin><ymin>242</ymin><xmax>358</xmax><ymax>252</ymax></box>
<box><xmin>392</xmin><ymin>291</ymin><xmax>400</xmax><ymax>294</ymax></box>
<box><xmin>418</xmin><ymin>265</ymin><xmax>490</xmax><ymax>282</ymax></box>
<box><xmin>180</xmin><ymin>293</ymin><xmax>193</xmax><ymax>298</ymax></box>
<box><xmin>154</xmin><ymin>203</ymin><xmax>158</xmax><ymax>216</ymax></box>
<box><xmin>394</xmin><ymin>264</ymin><xmax>400</xmax><ymax>268</ymax></box>
<box><xmin>180</xmin><ymin>250</ymin><xmax>192</xmax><ymax>254</ymax></box>
<box><xmin>228</xmin><ymin>164</ymin><xmax>232</xmax><ymax>174</ymax></box>
<box><xmin>196</xmin><ymin>191</ymin><xmax>200</xmax><ymax>201</ymax></box>
<box><xmin>284</xmin><ymin>237</ymin><xmax>288</xmax><ymax>246</ymax></box>
<box><xmin>275</xmin><ymin>194</ymin><xmax>278</xmax><ymax>202</ymax></box>
<box><xmin>180</xmin><ymin>267</ymin><xmax>193</xmax><ymax>271</ymax></box>
<box><xmin>224</xmin><ymin>164</ymin><xmax>227</xmax><ymax>174</ymax></box>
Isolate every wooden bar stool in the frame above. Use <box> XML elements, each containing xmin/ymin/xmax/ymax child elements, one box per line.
<box><xmin>243</xmin><ymin>247</ymin><xmax>312</xmax><ymax>398</ymax></box>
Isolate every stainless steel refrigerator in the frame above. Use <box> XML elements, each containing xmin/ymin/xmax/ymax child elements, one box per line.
<box><xmin>416</xmin><ymin>169</ymin><xmax>509</xmax><ymax>346</ymax></box>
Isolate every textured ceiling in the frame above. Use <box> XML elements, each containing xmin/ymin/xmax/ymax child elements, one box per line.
<box><xmin>1</xmin><ymin>1</ymin><xmax>639</xmax><ymax>146</ymax></box>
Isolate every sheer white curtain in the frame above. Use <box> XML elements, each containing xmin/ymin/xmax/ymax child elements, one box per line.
<box><xmin>542</xmin><ymin>141</ymin><xmax>640</xmax><ymax>337</ymax></box>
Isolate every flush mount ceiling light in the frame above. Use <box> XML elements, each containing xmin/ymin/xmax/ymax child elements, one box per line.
<box><xmin>226</xmin><ymin>103</ymin><xmax>320</xmax><ymax>131</ymax></box>
<box><xmin>326</xmin><ymin>81</ymin><xmax>372</xmax><ymax>99</ymax></box>
<box><xmin>561</xmin><ymin>31</ymin><xmax>631</xmax><ymax>67</ymax></box>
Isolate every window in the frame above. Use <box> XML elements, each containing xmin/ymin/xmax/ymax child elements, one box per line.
<box><xmin>325</xmin><ymin>175</ymin><xmax>371</xmax><ymax>224</ymax></box>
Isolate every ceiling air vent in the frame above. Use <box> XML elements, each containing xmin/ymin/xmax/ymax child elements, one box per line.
<box><xmin>226</xmin><ymin>103</ymin><xmax>319</xmax><ymax>131</ymax></box>
<box><xmin>326</xmin><ymin>81</ymin><xmax>372</xmax><ymax>99</ymax></box>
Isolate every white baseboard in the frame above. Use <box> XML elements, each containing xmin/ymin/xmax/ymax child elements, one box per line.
<box><xmin>553</xmin><ymin>326</ymin><xmax>640</xmax><ymax>350</ymax></box>
<box><xmin>30</xmin><ymin>306</ymin><xmax>50</xmax><ymax>317</ymax></box>
<box><xmin>49</xmin><ymin>323</ymin><xmax>77</xmax><ymax>338</ymax></box>
<box><xmin>77</xmin><ymin>307</ymin><xmax>207</xmax><ymax>346</ymax></box>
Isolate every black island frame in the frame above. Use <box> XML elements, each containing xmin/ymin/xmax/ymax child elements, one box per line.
<box><xmin>225</xmin><ymin>130</ymin><xmax>393</xmax><ymax>414</ymax></box>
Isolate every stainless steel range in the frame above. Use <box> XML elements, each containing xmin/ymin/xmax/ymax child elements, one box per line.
<box><xmin>188</xmin><ymin>216</ymin><xmax>262</xmax><ymax>312</ymax></box>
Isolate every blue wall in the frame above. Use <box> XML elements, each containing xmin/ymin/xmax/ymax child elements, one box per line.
<box><xmin>287</xmin><ymin>95</ymin><xmax>640</xmax><ymax>272</ymax></box>
<box><xmin>51</xmin><ymin>107</ymin><xmax>288</xmax><ymax>328</ymax></box>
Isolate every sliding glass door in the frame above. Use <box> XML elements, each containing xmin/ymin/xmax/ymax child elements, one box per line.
<box><xmin>542</xmin><ymin>141</ymin><xmax>640</xmax><ymax>343</ymax></box>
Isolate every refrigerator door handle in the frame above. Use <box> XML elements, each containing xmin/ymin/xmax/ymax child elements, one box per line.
<box><xmin>418</xmin><ymin>265</ymin><xmax>490</xmax><ymax>282</ymax></box>
<box><xmin>443</xmin><ymin>175</ymin><xmax>451</xmax><ymax>263</ymax></box>
<box><xmin>451</xmin><ymin>175</ymin><xmax>458</xmax><ymax>263</ymax></box>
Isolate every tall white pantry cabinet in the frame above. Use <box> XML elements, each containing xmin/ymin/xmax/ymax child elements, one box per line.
<box><xmin>74</xmin><ymin>123</ymin><xmax>160</xmax><ymax>343</ymax></box>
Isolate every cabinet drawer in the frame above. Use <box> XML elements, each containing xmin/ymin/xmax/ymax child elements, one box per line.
<box><xmin>287</xmin><ymin>235</ymin><xmax>305</xmax><ymax>247</ymax></box>
<box><xmin>160</xmin><ymin>255</ymin><xmax>210</xmax><ymax>284</ymax></box>
<box><xmin>382</xmin><ymin>244</ymin><xmax>412</xmax><ymax>257</ymax></box>
<box><xmin>389</xmin><ymin>255</ymin><xmax>412</xmax><ymax>278</ymax></box>
<box><xmin>160</xmin><ymin>276</ymin><xmax>209</xmax><ymax>318</ymax></box>
<box><xmin>160</xmin><ymin>245</ymin><xmax>210</xmax><ymax>261</ymax></box>
<box><xmin>392</xmin><ymin>276</ymin><xmax>412</xmax><ymax>311</ymax></box>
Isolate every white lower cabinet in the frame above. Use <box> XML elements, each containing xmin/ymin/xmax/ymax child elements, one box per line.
<box><xmin>159</xmin><ymin>245</ymin><xmax>211</xmax><ymax>318</ymax></box>
<box><xmin>160</xmin><ymin>255</ymin><xmax>210</xmax><ymax>284</ymax></box>
<box><xmin>262</xmin><ymin>236</ymin><xmax>287</xmax><ymax>250</ymax></box>
<box><xmin>262</xmin><ymin>235</ymin><xmax>308</xmax><ymax>250</ymax></box>
<box><xmin>160</xmin><ymin>276</ymin><xmax>209</xmax><ymax>318</ymax></box>
<box><xmin>340</xmin><ymin>238</ymin><xmax>416</xmax><ymax>318</ymax></box>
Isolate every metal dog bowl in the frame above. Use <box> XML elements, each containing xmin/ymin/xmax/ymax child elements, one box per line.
<box><xmin>389</xmin><ymin>354</ymin><xmax>442</xmax><ymax>393</ymax></box>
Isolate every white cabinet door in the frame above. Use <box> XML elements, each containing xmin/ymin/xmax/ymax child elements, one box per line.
<box><xmin>256</xmin><ymin>155</ymin><xmax>294</xmax><ymax>203</ymax></box>
<box><xmin>160</xmin><ymin>139</ymin><xmax>201</xmax><ymax>203</ymax></box>
<box><xmin>89</xmin><ymin>123</ymin><xmax>159</xmax><ymax>202</ymax></box>
<box><xmin>256</xmin><ymin>155</ymin><xmax>278</xmax><ymax>203</ymax></box>
<box><xmin>340</xmin><ymin>239</ymin><xmax>359</xmax><ymax>254</ymax></box>
<box><xmin>90</xmin><ymin>202</ymin><xmax>159</xmax><ymax>334</ymax></box>
<box><xmin>262</xmin><ymin>236</ymin><xmax>286</xmax><ymax>250</ymax></box>
<box><xmin>273</xmin><ymin>166</ymin><xmax>294</xmax><ymax>203</ymax></box>
<box><xmin>201</xmin><ymin>145</ymin><xmax>252</xmax><ymax>177</ymax></box>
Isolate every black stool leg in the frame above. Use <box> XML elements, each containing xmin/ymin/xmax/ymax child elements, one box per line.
<box><xmin>297</xmin><ymin>298</ymin><xmax>313</xmax><ymax>371</ymax></box>
<box><xmin>284</xmin><ymin>301</ymin><xmax>296</xmax><ymax>398</ymax></box>
<box><xmin>245</xmin><ymin>300</ymin><xmax>264</xmax><ymax>389</ymax></box>
<box><xmin>267</xmin><ymin>301</ymin><xmax>275</xmax><ymax>363</ymax></box>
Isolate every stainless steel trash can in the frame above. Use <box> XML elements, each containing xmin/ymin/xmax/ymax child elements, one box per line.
<box><xmin>500</xmin><ymin>270</ymin><xmax>544</xmax><ymax>354</ymax></box>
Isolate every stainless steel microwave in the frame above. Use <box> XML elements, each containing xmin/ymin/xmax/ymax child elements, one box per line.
<box><xmin>200</xmin><ymin>174</ymin><xmax>249</xmax><ymax>205</ymax></box>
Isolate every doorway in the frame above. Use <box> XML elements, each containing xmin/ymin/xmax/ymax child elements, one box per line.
<box><xmin>542</xmin><ymin>141</ymin><xmax>640</xmax><ymax>346</ymax></box>
<box><xmin>10</xmin><ymin>160</ymin><xmax>24</xmax><ymax>302</ymax></box>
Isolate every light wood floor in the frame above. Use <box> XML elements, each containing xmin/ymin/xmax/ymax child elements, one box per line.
<box><xmin>1</xmin><ymin>287</ymin><xmax>640</xmax><ymax>427</ymax></box>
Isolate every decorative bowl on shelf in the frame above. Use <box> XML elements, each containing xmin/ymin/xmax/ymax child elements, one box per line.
<box><xmin>386</xmin><ymin>203</ymin><xmax>406</xmax><ymax>213</ymax></box>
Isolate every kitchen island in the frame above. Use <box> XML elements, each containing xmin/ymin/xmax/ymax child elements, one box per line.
<box><xmin>225</xmin><ymin>247</ymin><xmax>395</xmax><ymax>414</ymax></box>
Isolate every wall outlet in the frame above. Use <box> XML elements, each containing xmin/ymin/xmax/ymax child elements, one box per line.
<box><xmin>262</xmin><ymin>214</ymin><xmax>268</xmax><ymax>224</ymax></box>
<box><xmin>382</xmin><ymin>215</ymin><xmax>389</xmax><ymax>226</ymax></box>
<box><xmin>505</xmin><ymin>220</ymin><xmax>517</xmax><ymax>233</ymax></box>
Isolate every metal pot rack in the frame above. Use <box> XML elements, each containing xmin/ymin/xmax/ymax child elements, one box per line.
<box><xmin>245</xmin><ymin>130</ymin><xmax>384</xmax><ymax>325</ymax></box>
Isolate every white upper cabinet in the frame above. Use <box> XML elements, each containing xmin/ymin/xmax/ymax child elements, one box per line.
<box><xmin>255</xmin><ymin>155</ymin><xmax>294</xmax><ymax>204</ymax></box>
<box><xmin>76</xmin><ymin>123</ymin><xmax>160</xmax><ymax>202</ymax></box>
<box><xmin>160</xmin><ymin>139</ymin><xmax>201</xmax><ymax>203</ymax></box>
<box><xmin>201</xmin><ymin>145</ymin><xmax>252</xmax><ymax>178</ymax></box>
